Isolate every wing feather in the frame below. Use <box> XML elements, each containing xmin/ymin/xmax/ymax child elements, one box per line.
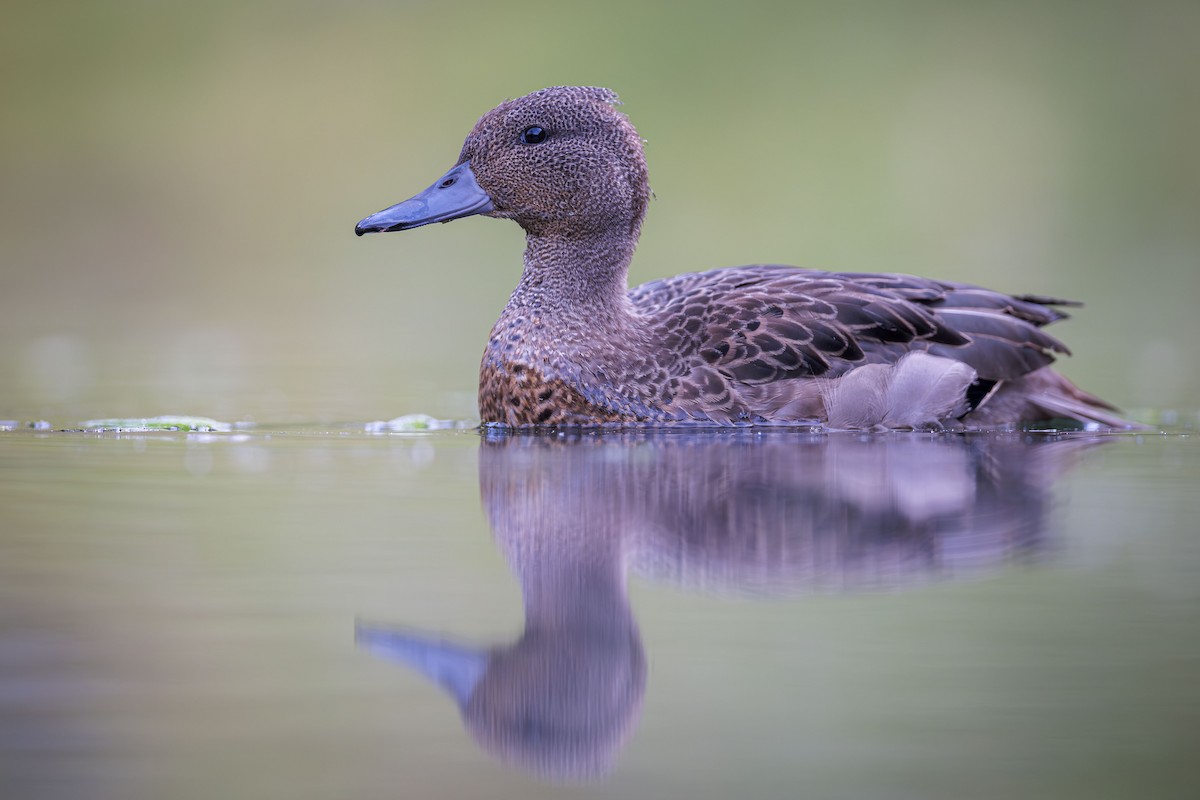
<box><xmin>631</xmin><ymin>265</ymin><xmax>1072</xmax><ymax>391</ymax></box>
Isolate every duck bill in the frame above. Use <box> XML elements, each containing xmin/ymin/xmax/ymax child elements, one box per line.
<box><xmin>356</xmin><ymin>623</ymin><xmax>488</xmax><ymax>706</ymax></box>
<box><xmin>355</xmin><ymin>161</ymin><xmax>494</xmax><ymax>236</ymax></box>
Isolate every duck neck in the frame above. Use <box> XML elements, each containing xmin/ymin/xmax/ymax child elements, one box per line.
<box><xmin>505</xmin><ymin>230</ymin><xmax>637</xmax><ymax>323</ymax></box>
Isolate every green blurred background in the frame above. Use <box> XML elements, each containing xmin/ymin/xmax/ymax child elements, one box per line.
<box><xmin>2</xmin><ymin>0</ymin><xmax>1197</xmax><ymax>424</ymax></box>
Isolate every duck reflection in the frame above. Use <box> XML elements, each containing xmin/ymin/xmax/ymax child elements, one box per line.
<box><xmin>358</xmin><ymin>431</ymin><xmax>1104</xmax><ymax>780</ymax></box>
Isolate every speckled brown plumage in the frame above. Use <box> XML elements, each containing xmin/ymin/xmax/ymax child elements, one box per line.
<box><xmin>356</xmin><ymin>86</ymin><xmax>1133</xmax><ymax>429</ymax></box>
<box><xmin>478</xmin><ymin>360</ymin><xmax>632</xmax><ymax>426</ymax></box>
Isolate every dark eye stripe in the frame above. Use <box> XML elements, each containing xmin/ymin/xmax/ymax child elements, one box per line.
<box><xmin>520</xmin><ymin>126</ymin><xmax>547</xmax><ymax>144</ymax></box>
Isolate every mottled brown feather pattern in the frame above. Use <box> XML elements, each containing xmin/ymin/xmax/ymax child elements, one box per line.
<box><xmin>358</xmin><ymin>87</ymin><xmax>1131</xmax><ymax>429</ymax></box>
<box><xmin>479</xmin><ymin>360</ymin><xmax>633</xmax><ymax>426</ymax></box>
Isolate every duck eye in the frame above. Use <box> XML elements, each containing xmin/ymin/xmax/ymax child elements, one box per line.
<box><xmin>520</xmin><ymin>126</ymin><xmax>548</xmax><ymax>145</ymax></box>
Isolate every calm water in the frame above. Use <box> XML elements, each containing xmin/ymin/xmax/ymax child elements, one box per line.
<box><xmin>1</xmin><ymin>426</ymin><xmax>1198</xmax><ymax>799</ymax></box>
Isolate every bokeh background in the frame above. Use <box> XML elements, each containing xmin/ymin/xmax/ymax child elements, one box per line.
<box><xmin>3</xmin><ymin>0</ymin><xmax>1198</xmax><ymax>424</ymax></box>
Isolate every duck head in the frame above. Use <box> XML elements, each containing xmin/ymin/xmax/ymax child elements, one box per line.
<box><xmin>355</xmin><ymin>86</ymin><xmax>650</xmax><ymax>240</ymax></box>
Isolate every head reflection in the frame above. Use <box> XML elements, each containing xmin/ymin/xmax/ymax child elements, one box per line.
<box><xmin>358</xmin><ymin>431</ymin><xmax>1102</xmax><ymax>781</ymax></box>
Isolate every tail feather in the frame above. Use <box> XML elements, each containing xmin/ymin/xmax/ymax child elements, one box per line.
<box><xmin>967</xmin><ymin>367</ymin><xmax>1145</xmax><ymax>429</ymax></box>
<box><xmin>1027</xmin><ymin>392</ymin><xmax>1145</xmax><ymax>429</ymax></box>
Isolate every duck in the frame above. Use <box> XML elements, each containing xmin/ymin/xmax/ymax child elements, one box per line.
<box><xmin>355</xmin><ymin>86</ymin><xmax>1130</xmax><ymax>430</ymax></box>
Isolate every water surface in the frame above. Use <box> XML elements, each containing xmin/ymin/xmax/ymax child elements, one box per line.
<box><xmin>2</xmin><ymin>427</ymin><xmax>1197</xmax><ymax>799</ymax></box>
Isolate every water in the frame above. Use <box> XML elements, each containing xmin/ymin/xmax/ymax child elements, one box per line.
<box><xmin>2</xmin><ymin>426</ymin><xmax>1198</xmax><ymax>799</ymax></box>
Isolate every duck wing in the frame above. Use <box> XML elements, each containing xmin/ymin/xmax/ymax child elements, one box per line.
<box><xmin>629</xmin><ymin>265</ymin><xmax>1074</xmax><ymax>385</ymax></box>
<box><xmin>845</xmin><ymin>272</ymin><xmax>1077</xmax><ymax>379</ymax></box>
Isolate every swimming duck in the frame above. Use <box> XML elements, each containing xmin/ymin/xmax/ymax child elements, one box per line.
<box><xmin>356</xmin><ymin>86</ymin><xmax>1128</xmax><ymax>429</ymax></box>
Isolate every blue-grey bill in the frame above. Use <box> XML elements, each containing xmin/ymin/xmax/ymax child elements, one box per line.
<box><xmin>355</xmin><ymin>623</ymin><xmax>487</xmax><ymax>706</ymax></box>
<box><xmin>355</xmin><ymin>161</ymin><xmax>494</xmax><ymax>236</ymax></box>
